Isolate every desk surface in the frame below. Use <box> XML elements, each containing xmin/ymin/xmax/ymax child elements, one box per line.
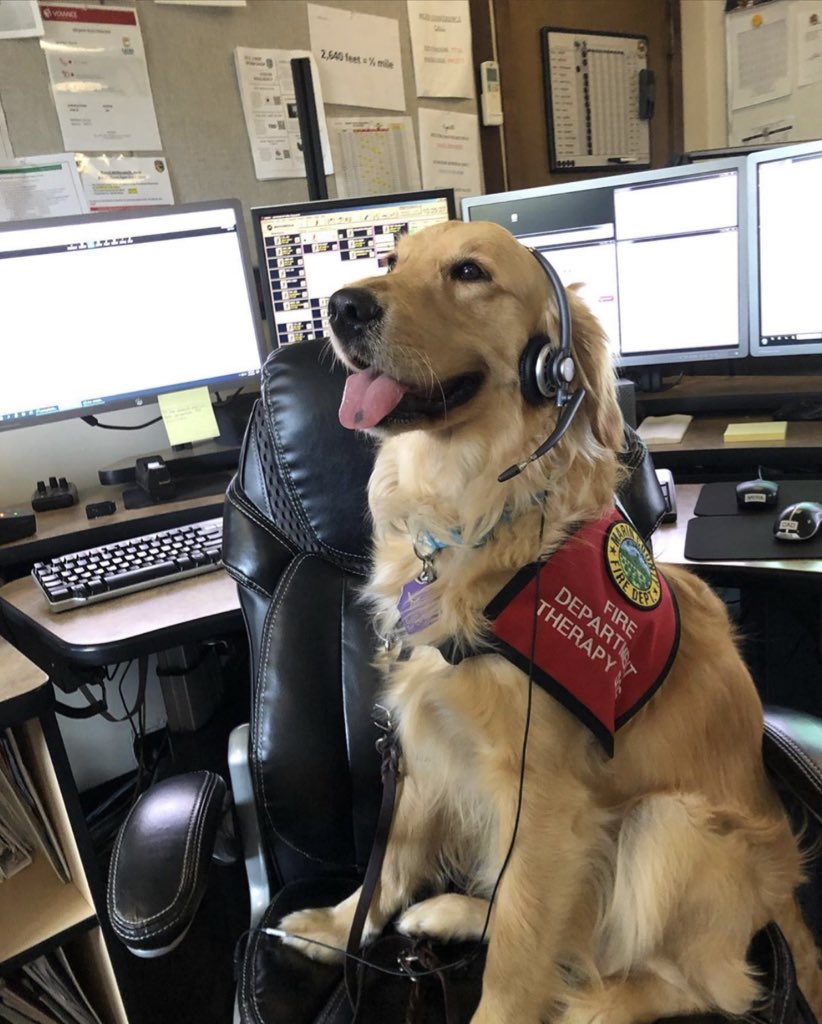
<box><xmin>0</xmin><ymin>486</ymin><xmax>238</xmax><ymax>673</ymax></box>
<box><xmin>0</xmin><ymin>637</ymin><xmax>47</xmax><ymax>704</ymax></box>
<box><xmin>0</xmin><ymin>486</ymin><xmax>226</xmax><ymax>574</ymax></box>
<box><xmin>0</xmin><ymin>570</ymin><xmax>241</xmax><ymax>670</ymax></box>
<box><xmin>641</xmin><ymin>415</ymin><xmax>822</xmax><ymax>481</ymax></box>
<box><xmin>1</xmin><ymin>484</ymin><xmax>820</xmax><ymax>677</ymax></box>
<box><xmin>643</xmin><ymin>416</ymin><xmax>822</xmax><ymax>455</ymax></box>
<box><xmin>652</xmin><ymin>484</ymin><xmax>821</xmax><ymax>578</ymax></box>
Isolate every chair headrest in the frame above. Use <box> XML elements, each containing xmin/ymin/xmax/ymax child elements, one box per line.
<box><xmin>258</xmin><ymin>339</ymin><xmax>376</xmax><ymax>569</ymax></box>
<box><xmin>247</xmin><ymin>346</ymin><xmax>663</xmax><ymax>574</ymax></box>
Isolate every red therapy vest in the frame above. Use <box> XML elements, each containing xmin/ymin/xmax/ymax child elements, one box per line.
<box><xmin>485</xmin><ymin>508</ymin><xmax>680</xmax><ymax>756</ymax></box>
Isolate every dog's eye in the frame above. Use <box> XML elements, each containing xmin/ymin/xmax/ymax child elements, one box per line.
<box><xmin>385</xmin><ymin>254</ymin><xmax>398</xmax><ymax>273</ymax></box>
<box><xmin>450</xmin><ymin>260</ymin><xmax>489</xmax><ymax>283</ymax></box>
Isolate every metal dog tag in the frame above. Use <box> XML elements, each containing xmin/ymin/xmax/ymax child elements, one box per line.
<box><xmin>398</xmin><ymin>576</ymin><xmax>437</xmax><ymax>634</ymax></box>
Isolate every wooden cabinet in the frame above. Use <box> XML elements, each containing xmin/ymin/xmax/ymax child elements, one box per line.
<box><xmin>0</xmin><ymin>639</ymin><xmax>129</xmax><ymax>1024</ymax></box>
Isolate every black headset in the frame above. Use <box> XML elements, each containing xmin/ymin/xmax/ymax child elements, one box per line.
<box><xmin>498</xmin><ymin>249</ymin><xmax>587</xmax><ymax>483</ymax></box>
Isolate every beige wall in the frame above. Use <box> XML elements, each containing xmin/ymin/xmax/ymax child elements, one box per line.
<box><xmin>680</xmin><ymin>0</ymin><xmax>727</xmax><ymax>152</ymax></box>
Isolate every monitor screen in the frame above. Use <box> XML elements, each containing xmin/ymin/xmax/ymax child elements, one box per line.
<box><xmin>461</xmin><ymin>160</ymin><xmax>748</xmax><ymax>368</ymax></box>
<box><xmin>749</xmin><ymin>140</ymin><xmax>822</xmax><ymax>358</ymax></box>
<box><xmin>252</xmin><ymin>190</ymin><xmax>455</xmax><ymax>348</ymax></box>
<box><xmin>0</xmin><ymin>201</ymin><xmax>264</xmax><ymax>433</ymax></box>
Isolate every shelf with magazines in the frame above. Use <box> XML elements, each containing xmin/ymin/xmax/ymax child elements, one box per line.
<box><xmin>0</xmin><ymin>639</ymin><xmax>130</xmax><ymax>1024</ymax></box>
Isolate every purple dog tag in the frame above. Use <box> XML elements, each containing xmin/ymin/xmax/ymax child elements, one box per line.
<box><xmin>398</xmin><ymin>577</ymin><xmax>437</xmax><ymax>634</ymax></box>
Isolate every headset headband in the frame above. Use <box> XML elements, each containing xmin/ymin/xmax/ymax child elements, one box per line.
<box><xmin>498</xmin><ymin>249</ymin><xmax>587</xmax><ymax>482</ymax></box>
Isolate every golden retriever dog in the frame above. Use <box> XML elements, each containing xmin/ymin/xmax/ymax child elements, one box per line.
<box><xmin>280</xmin><ymin>220</ymin><xmax>822</xmax><ymax>1023</ymax></box>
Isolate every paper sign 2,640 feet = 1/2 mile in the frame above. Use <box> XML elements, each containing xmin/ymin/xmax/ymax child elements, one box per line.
<box><xmin>319</xmin><ymin>49</ymin><xmax>395</xmax><ymax>69</ymax></box>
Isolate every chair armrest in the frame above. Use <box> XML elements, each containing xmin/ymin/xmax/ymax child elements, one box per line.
<box><xmin>764</xmin><ymin>707</ymin><xmax>822</xmax><ymax>822</ymax></box>
<box><xmin>228</xmin><ymin>723</ymin><xmax>272</xmax><ymax>931</ymax></box>
<box><xmin>617</xmin><ymin>426</ymin><xmax>666</xmax><ymax>541</ymax></box>
<box><xmin>107</xmin><ymin>771</ymin><xmax>227</xmax><ymax>957</ymax></box>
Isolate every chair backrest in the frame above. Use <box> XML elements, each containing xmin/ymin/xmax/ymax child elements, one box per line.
<box><xmin>220</xmin><ymin>341</ymin><xmax>669</xmax><ymax>890</ymax></box>
<box><xmin>223</xmin><ymin>340</ymin><xmax>382</xmax><ymax>889</ymax></box>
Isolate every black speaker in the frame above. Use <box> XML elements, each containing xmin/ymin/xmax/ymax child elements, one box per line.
<box><xmin>616</xmin><ymin>378</ymin><xmax>637</xmax><ymax>428</ymax></box>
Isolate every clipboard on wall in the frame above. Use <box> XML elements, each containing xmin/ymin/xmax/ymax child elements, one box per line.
<box><xmin>541</xmin><ymin>27</ymin><xmax>652</xmax><ymax>173</ymax></box>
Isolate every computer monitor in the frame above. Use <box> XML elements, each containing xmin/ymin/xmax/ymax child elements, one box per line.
<box><xmin>0</xmin><ymin>200</ymin><xmax>265</xmax><ymax>432</ymax></box>
<box><xmin>748</xmin><ymin>140</ymin><xmax>822</xmax><ymax>358</ymax></box>
<box><xmin>251</xmin><ymin>190</ymin><xmax>456</xmax><ymax>348</ymax></box>
<box><xmin>461</xmin><ymin>159</ymin><xmax>748</xmax><ymax>370</ymax></box>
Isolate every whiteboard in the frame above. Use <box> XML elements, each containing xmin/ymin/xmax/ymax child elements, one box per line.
<box><xmin>541</xmin><ymin>27</ymin><xmax>650</xmax><ymax>172</ymax></box>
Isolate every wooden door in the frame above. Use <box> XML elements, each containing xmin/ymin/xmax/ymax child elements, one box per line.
<box><xmin>471</xmin><ymin>0</ymin><xmax>683</xmax><ymax>193</ymax></box>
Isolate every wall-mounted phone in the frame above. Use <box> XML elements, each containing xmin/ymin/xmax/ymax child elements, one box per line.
<box><xmin>480</xmin><ymin>60</ymin><xmax>503</xmax><ymax>126</ymax></box>
<box><xmin>638</xmin><ymin>68</ymin><xmax>656</xmax><ymax>120</ymax></box>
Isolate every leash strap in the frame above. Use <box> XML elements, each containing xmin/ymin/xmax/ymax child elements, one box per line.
<box><xmin>413</xmin><ymin>945</ymin><xmax>460</xmax><ymax>1024</ymax></box>
<box><xmin>346</xmin><ymin>712</ymin><xmax>402</xmax><ymax>1016</ymax></box>
<box><xmin>345</xmin><ymin>715</ymin><xmax>461</xmax><ymax>1024</ymax></box>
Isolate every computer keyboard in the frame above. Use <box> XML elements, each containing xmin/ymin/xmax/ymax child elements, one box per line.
<box><xmin>32</xmin><ymin>518</ymin><xmax>223</xmax><ymax>613</ymax></box>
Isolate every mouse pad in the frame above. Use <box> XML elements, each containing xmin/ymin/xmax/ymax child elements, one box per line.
<box><xmin>685</xmin><ymin>514</ymin><xmax>822</xmax><ymax>561</ymax></box>
<box><xmin>694</xmin><ymin>480</ymin><xmax>822</xmax><ymax>517</ymax></box>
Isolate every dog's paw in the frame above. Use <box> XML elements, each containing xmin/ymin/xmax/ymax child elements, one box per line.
<box><xmin>277</xmin><ymin>906</ymin><xmax>349</xmax><ymax>963</ymax></box>
<box><xmin>396</xmin><ymin>894</ymin><xmax>490</xmax><ymax>943</ymax></box>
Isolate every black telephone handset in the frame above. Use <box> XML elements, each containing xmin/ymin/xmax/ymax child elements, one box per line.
<box><xmin>655</xmin><ymin>468</ymin><xmax>677</xmax><ymax>523</ymax></box>
<box><xmin>639</xmin><ymin>68</ymin><xmax>656</xmax><ymax>120</ymax></box>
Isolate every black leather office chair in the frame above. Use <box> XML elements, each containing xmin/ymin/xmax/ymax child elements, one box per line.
<box><xmin>108</xmin><ymin>340</ymin><xmax>822</xmax><ymax>1024</ymax></box>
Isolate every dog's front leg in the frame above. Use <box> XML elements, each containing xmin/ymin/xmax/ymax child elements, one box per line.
<box><xmin>471</xmin><ymin>786</ymin><xmax>602</xmax><ymax>1024</ymax></box>
<box><xmin>280</xmin><ymin>772</ymin><xmax>443</xmax><ymax>962</ymax></box>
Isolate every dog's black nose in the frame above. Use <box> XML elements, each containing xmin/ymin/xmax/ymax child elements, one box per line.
<box><xmin>327</xmin><ymin>287</ymin><xmax>383</xmax><ymax>341</ymax></box>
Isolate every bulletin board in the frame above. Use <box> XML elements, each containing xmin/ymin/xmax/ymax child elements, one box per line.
<box><xmin>0</xmin><ymin>0</ymin><xmax>478</xmax><ymax>250</ymax></box>
<box><xmin>0</xmin><ymin>0</ymin><xmax>482</xmax><ymax>512</ymax></box>
<box><xmin>725</xmin><ymin>0</ymin><xmax>822</xmax><ymax>147</ymax></box>
<box><xmin>541</xmin><ymin>26</ymin><xmax>651</xmax><ymax>172</ymax></box>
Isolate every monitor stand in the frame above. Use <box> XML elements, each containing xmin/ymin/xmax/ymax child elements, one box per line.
<box><xmin>98</xmin><ymin>441</ymin><xmax>240</xmax><ymax>510</ymax></box>
<box><xmin>631</xmin><ymin>369</ymin><xmax>665</xmax><ymax>393</ymax></box>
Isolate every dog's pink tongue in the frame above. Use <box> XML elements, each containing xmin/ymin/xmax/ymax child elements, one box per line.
<box><xmin>339</xmin><ymin>369</ymin><xmax>407</xmax><ymax>429</ymax></box>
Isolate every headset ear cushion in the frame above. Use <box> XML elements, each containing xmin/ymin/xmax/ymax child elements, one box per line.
<box><xmin>519</xmin><ymin>334</ymin><xmax>554</xmax><ymax>405</ymax></box>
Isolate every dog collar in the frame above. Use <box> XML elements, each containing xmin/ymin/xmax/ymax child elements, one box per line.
<box><xmin>407</xmin><ymin>495</ymin><xmax>550</xmax><ymax>585</ymax></box>
<box><xmin>412</xmin><ymin>508</ymin><xmax>514</xmax><ymax>556</ymax></box>
<box><xmin>403</xmin><ymin>507</ymin><xmax>515</xmax><ymax>592</ymax></box>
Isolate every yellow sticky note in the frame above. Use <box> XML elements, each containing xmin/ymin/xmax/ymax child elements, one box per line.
<box><xmin>158</xmin><ymin>387</ymin><xmax>219</xmax><ymax>446</ymax></box>
<box><xmin>723</xmin><ymin>420</ymin><xmax>788</xmax><ymax>443</ymax></box>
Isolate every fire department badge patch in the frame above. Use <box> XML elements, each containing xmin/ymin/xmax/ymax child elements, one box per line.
<box><xmin>605</xmin><ymin>520</ymin><xmax>662</xmax><ymax>610</ymax></box>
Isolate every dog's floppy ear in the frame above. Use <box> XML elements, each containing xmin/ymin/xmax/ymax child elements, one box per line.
<box><xmin>567</xmin><ymin>287</ymin><xmax>625</xmax><ymax>452</ymax></box>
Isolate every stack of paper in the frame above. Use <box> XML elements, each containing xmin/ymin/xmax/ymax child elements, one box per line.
<box><xmin>0</xmin><ymin>950</ymin><xmax>103</xmax><ymax>1024</ymax></box>
<box><xmin>0</xmin><ymin>816</ymin><xmax>29</xmax><ymax>883</ymax></box>
<box><xmin>636</xmin><ymin>414</ymin><xmax>693</xmax><ymax>445</ymax></box>
<box><xmin>723</xmin><ymin>420</ymin><xmax>788</xmax><ymax>443</ymax></box>
<box><xmin>0</xmin><ymin>729</ymin><xmax>69</xmax><ymax>884</ymax></box>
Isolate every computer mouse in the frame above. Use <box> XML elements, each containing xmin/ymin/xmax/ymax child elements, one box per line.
<box><xmin>773</xmin><ymin>501</ymin><xmax>822</xmax><ymax>542</ymax></box>
<box><xmin>736</xmin><ymin>478</ymin><xmax>779</xmax><ymax>510</ymax></box>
